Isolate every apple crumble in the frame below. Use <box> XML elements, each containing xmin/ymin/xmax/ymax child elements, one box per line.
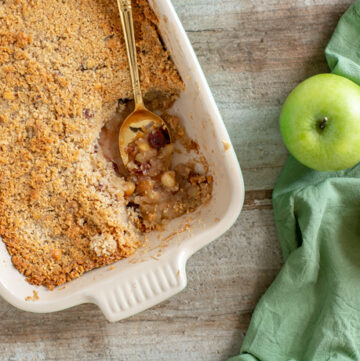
<box><xmin>0</xmin><ymin>0</ymin><xmax>212</xmax><ymax>289</ymax></box>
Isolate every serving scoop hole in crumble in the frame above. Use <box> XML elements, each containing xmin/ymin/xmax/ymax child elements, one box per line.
<box><xmin>99</xmin><ymin>99</ymin><xmax>213</xmax><ymax>233</ymax></box>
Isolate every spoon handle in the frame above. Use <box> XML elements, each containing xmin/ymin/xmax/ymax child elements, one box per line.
<box><xmin>117</xmin><ymin>0</ymin><xmax>144</xmax><ymax>109</ymax></box>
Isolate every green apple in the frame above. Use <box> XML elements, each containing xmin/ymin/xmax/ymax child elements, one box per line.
<box><xmin>280</xmin><ymin>73</ymin><xmax>360</xmax><ymax>171</ymax></box>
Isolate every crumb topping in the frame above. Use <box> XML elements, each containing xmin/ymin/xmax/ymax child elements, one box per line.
<box><xmin>0</xmin><ymin>0</ymin><xmax>183</xmax><ymax>289</ymax></box>
<box><xmin>90</xmin><ymin>234</ymin><xmax>117</xmax><ymax>257</ymax></box>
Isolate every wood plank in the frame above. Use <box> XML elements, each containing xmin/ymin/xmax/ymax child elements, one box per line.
<box><xmin>244</xmin><ymin>189</ymin><xmax>273</xmax><ymax>210</ymax></box>
<box><xmin>177</xmin><ymin>0</ymin><xmax>351</xmax><ymax>191</ymax></box>
<box><xmin>0</xmin><ymin>1</ymin><xmax>353</xmax><ymax>360</ymax></box>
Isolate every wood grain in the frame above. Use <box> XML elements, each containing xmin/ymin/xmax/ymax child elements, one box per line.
<box><xmin>0</xmin><ymin>1</ymin><xmax>353</xmax><ymax>360</ymax></box>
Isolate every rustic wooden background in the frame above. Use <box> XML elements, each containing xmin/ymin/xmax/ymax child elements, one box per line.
<box><xmin>0</xmin><ymin>0</ymin><xmax>353</xmax><ymax>360</ymax></box>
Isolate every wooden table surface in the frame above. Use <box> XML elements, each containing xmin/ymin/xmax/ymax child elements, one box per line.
<box><xmin>0</xmin><ymin>0</ymin><xmax>354</xmax><ymax>360</ymax></box>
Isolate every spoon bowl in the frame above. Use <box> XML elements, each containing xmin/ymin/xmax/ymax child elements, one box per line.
<box><xmin>119</xmin><ymin>107</ymin><xmax>171</xmax><ymax>168</ymax></box>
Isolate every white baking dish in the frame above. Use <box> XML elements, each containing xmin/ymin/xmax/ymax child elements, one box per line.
<box><xmin>0</xmin><ymin>0</ymin><xmax>244</xmax><ymax>321</ymax></box>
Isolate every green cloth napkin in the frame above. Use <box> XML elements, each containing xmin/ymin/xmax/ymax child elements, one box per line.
<box><xmin>229</xmin><ymin>2</ymin><xmax>360</xmax><ymax>360</ymax></box>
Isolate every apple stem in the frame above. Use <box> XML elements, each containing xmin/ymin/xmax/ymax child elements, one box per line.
<box><xmin>319</xmin><ymin>117</ymin><xmax>328</xmax><ymax>130</ymax></box>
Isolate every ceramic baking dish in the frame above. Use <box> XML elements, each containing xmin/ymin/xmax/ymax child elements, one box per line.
<box><xmin>0</xmin><ymin>0</ymin><xmax>244</xmax><ymax>321</ymax></box>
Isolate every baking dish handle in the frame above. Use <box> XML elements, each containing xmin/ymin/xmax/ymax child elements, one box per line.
<box><xmin>85</xmin><ymin>250</ymin><xmax>188</xmax><ymax>322</ymax></box>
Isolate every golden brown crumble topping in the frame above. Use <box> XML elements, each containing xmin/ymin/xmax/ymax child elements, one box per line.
<box><xmin>0</xmin><ymin>0</ymin><xmax>211</xmax><ymax>289</ymax></box>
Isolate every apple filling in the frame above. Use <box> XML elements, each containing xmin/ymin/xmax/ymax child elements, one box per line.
<box><xmin>99</xmin><ymin>102</ymin><xmax>212</xmax><ymax>232</ymax></box>
<box><xmin>125</xmin><ymin>124</ymin><xmax>173</xmax><ymax>176</ymax></box>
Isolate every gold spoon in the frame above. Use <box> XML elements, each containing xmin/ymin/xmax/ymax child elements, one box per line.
<box><xmin>117</xmin><ymin>0</ymin><xmax>172</xmax><ymax>169</ymax></box>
